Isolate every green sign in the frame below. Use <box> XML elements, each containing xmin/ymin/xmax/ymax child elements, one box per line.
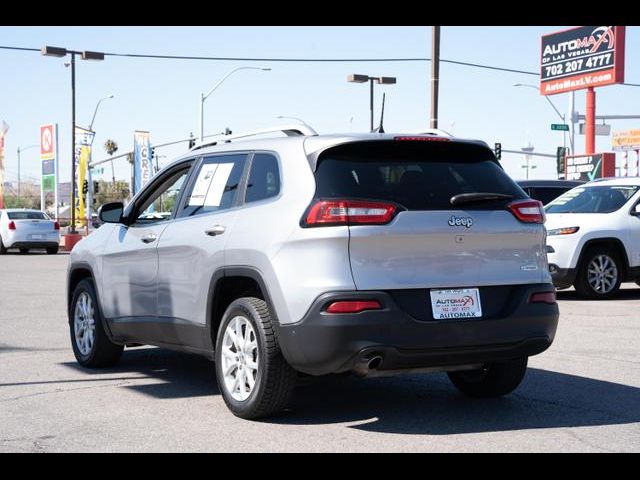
<box><xmin>41</xmin><ymin>174</ymin><xmax>55</xmax><ymax>192</ymax></box>
<box><xmin>551</xmin><ymin>124</ymin><xmax>569</xmax><ymax>131</ymax></box>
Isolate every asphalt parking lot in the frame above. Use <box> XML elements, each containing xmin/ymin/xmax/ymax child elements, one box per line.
<box><xmin>1</xmin><ymin>253</ymin><xmax>639</xmax><ymax>452</ymax></box>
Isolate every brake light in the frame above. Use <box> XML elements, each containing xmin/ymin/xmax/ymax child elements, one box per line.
<box><xmin>394</xmin><ymin>136</ymin><xmax>451</xmax><ymax>142</ymax></box>
<box><xmin>529</xmin><ymin>291</ymin><xmax>557</xmax><ymax>305</ymax></box>
<box><xmin>8</xmin><ymin>221</ymin><xmax>16</xmax><ymax>230</ymax></box>
<box><xmin>326</xmin><ymin>300</ymin><xmax>382</xmax><ymax>314</ymax></box>
<box><xmin>303</xmin><ymin>200</ymin><xmax>398</xmax><ymax>227</ymax></box>
<box><xmin>54</xmin><ymin>221</ymin><xmax>60</xmax><ymax>231</ymax></box>
<box><xmin>508</xmin><ymin>199</ymin><xmax>545</xmax><ymax>224</ymax></box>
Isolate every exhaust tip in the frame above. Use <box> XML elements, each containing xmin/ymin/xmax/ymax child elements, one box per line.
<box><xmin>367</xmin><ymin>356</ymin><xmax>383</xmax><ymax>371</ymax></box>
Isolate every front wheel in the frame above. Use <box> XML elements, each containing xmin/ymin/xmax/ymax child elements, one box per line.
<box><xmin>448</xmin><ymin>357</ymin><xmax>528</xmax><ymax>398</ymax></box>
<box><xmin>574</xmin><ymin>248</ymin><xmax>622</xmax><ymax>300</ymax></box>
<box><xmin>19</xmin><ymin>248</ymin><xmax>28</xmax><ymax>254</ymax></box>
<box><xmin>215</xmin><ymin>297</ymin><xmax>297</xmax><ymax>420</ymax></box>
<box><xmin>70</xmin><ymin>279</ymin><xmax>123</xmax><ymax>367</ymax></box>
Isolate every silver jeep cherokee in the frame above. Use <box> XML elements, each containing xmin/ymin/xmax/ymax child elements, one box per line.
<box><xmin>67</xmin><ymin>125</ymin><xmax>559</xmax><ymax>419</ymax></box>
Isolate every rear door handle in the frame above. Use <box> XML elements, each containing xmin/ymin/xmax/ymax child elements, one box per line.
<box><xmin>141</xmin><ymin>233</ymin><xmax>158</xmax><ymax>244</ymax></box>
<box><xmin>205</xmin><ymin>225</ymin><xmax>226</xmax><ymax>236</ymax></box>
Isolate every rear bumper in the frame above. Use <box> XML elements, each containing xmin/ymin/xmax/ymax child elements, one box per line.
<box><xmin>277</xmin><ymin>284</ymin><xmax>559</xmax><ymax>376</ymax></box>
<box><xmin>8</xmin><ymin>241</ymin><xmax>59</xmax><ymax>250</ymax></box>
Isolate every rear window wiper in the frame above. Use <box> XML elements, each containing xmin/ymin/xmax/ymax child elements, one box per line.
<box><xmin>450</xmin><ymin>192</ymin><xmax>514</xmax><ymax>206</ymax></box>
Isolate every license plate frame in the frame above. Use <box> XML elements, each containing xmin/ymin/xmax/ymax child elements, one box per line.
<box><xmin>430</xmin><ymin>288</ymin><xmax>483</xmax><ymax>320</ymax></box>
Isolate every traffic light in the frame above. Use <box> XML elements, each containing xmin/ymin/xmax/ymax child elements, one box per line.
<box><xmin>494</xmin><ymin>142</ymin><xmax>502</xmax><ymax>160</ymax></box>
<box><xmin>149</xmin><ymin>146</ymin><xmax>155</xmax><ymax>161</ymax></box>
<box><xmin>557</xmin><ymin>147</ymin><xmax>568</xmax><ymax>177</ymax></box>
<box><xmin>188</xmin><ymin>132</ymin><xmax>195</xmax><ymax>149</ymax></box>
<box><xmin>93</xmin><ymin>180</ymin><xmax>100</xmax><ymax>195</ymax></box>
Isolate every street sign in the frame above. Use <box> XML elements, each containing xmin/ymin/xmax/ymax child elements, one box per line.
<box><xmin>578</xmin><ymin>123</ymin><xmax>611</xmax><ymax>136</ymax></box>
<box><xmin>540</xmin><ymin>26</ymin><xmax>626</xmax><ymax>96</ymax></box>
<box><xmin>551</xmin><ymin>124</ymin><xmax>569</xmax><ymax>131</ymax></box>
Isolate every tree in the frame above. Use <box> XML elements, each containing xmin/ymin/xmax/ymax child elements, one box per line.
<box><xmin>104</xmin><ymin>139</ymin><xmax>119</xmax><ymax>186</ymax></box>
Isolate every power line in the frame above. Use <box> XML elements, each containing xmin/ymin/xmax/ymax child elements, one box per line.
<box><xmin>2</xmin><ymin>44</ymin><xmax>639</xmax><ymax>86</ymax></box>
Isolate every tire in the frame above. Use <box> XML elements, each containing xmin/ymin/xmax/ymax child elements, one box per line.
<box><xmin>19</xmin><ymin>248</ymin><xmax>28</xmax><ymax>254</ymax></box>
<box><xmin>46</xmin><ymin>247</ymin><xmax>59</xmax><ymax>255</ymax></box>
<box><xmin>448</xmin><ymin>357</ymin><xmax>528</xmax><ymax>398</ymax></box>
<box><xmin>69</xmin><ymin>278</ymin><xmax>123</xmax><ymax>368</ymax></box>
<box><xmin>215</xmin><ymin>297</ymin><xmax>297</xmax><ymax>420</ymax></box>
<box><xmin>0</xmin><ymin>237</ymin><xmax>6</xmax><ymax>255</ymax></box>
<box><xmin>574</xmin><ymin>247</ymin><xmax>623</xmax><ymax>300</ymax></box>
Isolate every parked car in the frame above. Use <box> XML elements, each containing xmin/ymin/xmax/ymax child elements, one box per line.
<box><xmin>0</xmin><ymin>209</ymin><xmax>60</xmax><ymax>254</ymax></box>
<box><xmin>67</xmin><ymin>126</ymin><xmax>559</xmax><ymax>419</ymax></box>
<box><xmin>518</xmin><ymin>179</ymin><xmax>585</xmax><ymax>205</ymax></box>
<box><xmin>545</xmin><ymin>178</ymin><xmax>640</xmax><ymax>298</ymax></box>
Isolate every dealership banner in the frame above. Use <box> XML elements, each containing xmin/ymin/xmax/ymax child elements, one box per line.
<box><xmin>565</xmin><ymin>153</ymin><xmax>615</xmax><ymax>181</ymax></box>
<box><xmin>0</xmin><ymin>121</ymin><xmax>8</xmax><ymax>209</ymax></box>
<box><xmin>133</xmin><ymin>131</ymin><xmax>152</xmax><ymax>195</ymax></box>
<box><xmin>612</xmin><ymin>129</ymin><xmax>640</xmax><ymax>152</ymax></box>
<box><xmin>540</xmin><ymin>26</ymin><xmax>625</xmax><ymax>95</ymax></box>
<box><xmin>74</xmin><ymin>126</ymin><xmax>95</xmax><ymax>226</ymax></box>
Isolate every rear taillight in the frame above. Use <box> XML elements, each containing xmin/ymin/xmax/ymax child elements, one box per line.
<box><xmin>529</xmin><ymin>291</ymin><xmax>557</xmax><ymax>305</ymax></box>
<box><xmin>508</xmin><ymin>199</ymin><xmax>545</xmax><ymax>224</ymax></box>
<box><xmin>54</xmin><ymin>221</ymin><xmax>60</xmax><ymax>231</ymax></box>
<box><xmin>303</xmin><ymin>200</ymin><xmax>399</xmax><ymax>227</ymax></box>
<box><xmin>8</xmin><ymin>221</ymin><xmax>16</xmax><ymax>230</ymax></box>
<box><xmin>326</xmin><ymin>300</ymin><xmax>382</xmax><ymax>314</ymax></box>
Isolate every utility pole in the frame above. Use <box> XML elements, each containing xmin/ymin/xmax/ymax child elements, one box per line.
<box><xmin>430</xmin><ymin>26</ymin><xmax>441</xmax><ymax>129</ymax></box>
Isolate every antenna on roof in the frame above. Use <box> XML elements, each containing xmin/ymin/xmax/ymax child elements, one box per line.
<box><xmin>372</xmin><ymin>93</ymin><xmax>386</xmax><ymax>133</ymax></box>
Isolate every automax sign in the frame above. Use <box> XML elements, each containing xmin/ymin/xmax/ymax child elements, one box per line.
<box><xmin>540</xmin><ymin>26</ymin><xmax>625</xmax><ymax>96</ymax></box>
<box><xmin>565</xmin><ymin>153</ymin><xmax>615</xmax><ymax>181</ymax></box>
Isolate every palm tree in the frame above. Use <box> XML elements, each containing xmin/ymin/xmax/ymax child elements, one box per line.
<box><xmin>104</xmin><ymin>139</ymin><xmax>118</xmax><ymax>185</ymax></box>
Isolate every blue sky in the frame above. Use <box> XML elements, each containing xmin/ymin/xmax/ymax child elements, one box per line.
<box><xmin>1</xmin><ymin>26</ymin><xmax>639</xmax><ymax>185</ymax></box>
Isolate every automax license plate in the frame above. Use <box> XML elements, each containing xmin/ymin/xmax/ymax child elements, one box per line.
<box><xmin>430</xmin><ymin>288</ymin><xmax>482</xmax><ymax>320</ymax></box>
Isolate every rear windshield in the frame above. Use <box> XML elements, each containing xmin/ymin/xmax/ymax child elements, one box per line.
<box><xmin>546</xmin><ymin>185</ymin><xmax>639</xmax><ymax>214</ymax></box>
<box><xmin>7</xmin><ymin>211</ymin><xmax>48</xmax><ymax>220</ymax></box>
<box><xmin>314</xmin><ymin>141</ymin><xmax>526</xmax><ymax>210</ymax></box>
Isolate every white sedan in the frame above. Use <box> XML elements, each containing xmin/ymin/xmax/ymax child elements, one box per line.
<box><xmin>0</xmin><ymin>209</ymin><xmax>60</xmax><ymax>254</ymax></box>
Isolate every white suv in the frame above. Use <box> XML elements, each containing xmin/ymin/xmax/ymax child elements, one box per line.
<box><xmin>546</xmin><ymin>178</ymin><xmax>640</xmax><ymax>299</ymax></box>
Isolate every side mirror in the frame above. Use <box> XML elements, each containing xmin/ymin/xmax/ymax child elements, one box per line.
<box><xmin>633</xmin><ymin>204</ymin><xmax>640</xmax><ymax>216</ymax></box>
<box><xmin>99</xmin><ymin>202</ymin><xmax>125</xmax><ymax>224</ymax></box>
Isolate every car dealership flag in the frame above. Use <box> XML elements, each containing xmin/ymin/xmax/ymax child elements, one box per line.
<box><xmin>74</xmin><ymin>126</ymin><xmax>94</xmax><ymax>226</ymax></box>
<box><xmin>133</xmin><ymin>131</ymin><xmax>152</xmax><ymax>195</ymax></box>
<box><xmin>0</xmin><ymin>121</ymin><xmax>9</xmax><ymax>209</ymax></box>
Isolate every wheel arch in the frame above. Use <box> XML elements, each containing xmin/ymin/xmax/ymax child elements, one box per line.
<box><xmin>206</xmin><ymin>267</ymin><xmax>280</xmax><ymax>352</ymax></box>
<box><xmin>577</xmin><ymin>237</ymin><xmax>631</xmax><ymax>280</ymax></box>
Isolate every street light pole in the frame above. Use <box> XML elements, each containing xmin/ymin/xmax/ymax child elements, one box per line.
<box><xmin>199</xmin><ymin>66</ymin><xmax>271</xmax><ymax>142</ymax></box>
<box><xmin>347</xmin><ymin>74</ymin><xmax>397</xmax><ymax>131</ymax></box>
<box><xmin>16</xmin><ymin>144</ymin><xmax>38</xmax><ymax>203</ymax></box>
<box><xmin>513</xmin><ymin>83</ymin><xmax>566</xmax><ymax>151</ymax></box>
<box><xmin>41</xmin><ymin>46</ymin><xmax>105</xmax><ymax>235</ymax></box>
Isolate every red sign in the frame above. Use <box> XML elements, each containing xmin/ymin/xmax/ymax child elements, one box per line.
<box><xmin>540</xmin><ymin>26</ymin><xmax>625</xmax><ymax>96</ymax></box>
<box><xmin>40</xmin><ymin>124</ymin><xmax>54</xmax><ymax>158</ymax></box>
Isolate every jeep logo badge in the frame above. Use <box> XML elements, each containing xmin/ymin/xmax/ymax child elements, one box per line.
<box><xmin>448</xmin><ymin>216</ymin><xmax>473</xmax><ymax>228</ymax></box>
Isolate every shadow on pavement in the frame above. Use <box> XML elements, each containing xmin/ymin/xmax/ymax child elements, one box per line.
<box><xmin>557</xmin><ymin>288</ymin><xmax>640</xmax><ymax>302</ymax></box>
<box><xmin>61</xmin><ymin>347</ymin><xmax>219</xmax><ymax>399</ymax></box>
<box><xmin>60</xmin><ymin>347</ymin><xmax>640</xmax><ymax>435</ymax></box>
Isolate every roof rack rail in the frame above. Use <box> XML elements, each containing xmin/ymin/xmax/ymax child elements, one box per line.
<box><xmin>191</xmin><ymin>123</ymin><xmax>318</xmax><ymax>151</ymax></box>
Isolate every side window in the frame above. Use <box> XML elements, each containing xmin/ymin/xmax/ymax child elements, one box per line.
<box><xmin>182</xmin><ymin>154</ymin><xmax>247</xmax><ymax>217</ymax></box>
<box><xmin>245</xmin><ymin>153</ymin><xmax>280</xmax><ymax>204</ymax></box>
<box><xmin>133</xmin><ymin>167</ymin><xmax>191</xmax><ymax>225</ymax></box>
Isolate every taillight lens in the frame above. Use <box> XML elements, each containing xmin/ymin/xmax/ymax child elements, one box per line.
<box><xmin>54</xmin><ymin>221</ymin><xmax>60</xmax><ymax>231</ymax></box>
<box><xmin>508</xmin><ymin>199</ymin><xmax>545</xmax><ymax>224</ymax></box>
<box><xmin>8</xmin><ymin>221</ymin><xmax>16</xmax><ymax>230</ymax></box>
<box><xmin>529</xmin><ymin>291</ymin><xmax>557</xmax><ymax>305</ymax></box>
<box><xmin>326</xmin><ymin>300</ymin><xmax>382</xmax><ymax>314</ymax></box>
<box><xmin>303</xmin><ymin>200</ymin><xmax>399</xmax><ymax>227</ymax></box>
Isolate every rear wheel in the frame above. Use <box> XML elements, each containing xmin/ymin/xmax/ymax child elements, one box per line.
<box><xmin>46</xmin><ymin>247</ymin><xmax>59</xmax><ymax>255</ymax></box>
<box><xmin>19</xmin><ymin>248</ymin><xmax>29</xmax><ymax>254</ymax></box>
<box><xmin>215</xmin><ymin>297</ymin><xmax>297</xmax><ymax>420</ymax></box>
<box><xmin>0</xmin><ymin>237</ymin><xmax>6</xmax><ymax>255</ymax></box>
<box><xmin>70</xmin><ymin>279</ymin><xmax>123</xmax><ymax>367</ymax></box>
<box><xmin>448</xmin><ymin>357</ymin><xmax>528</xmax><ymax>398</ymax></box>
<box><xmin>574</xmin><ymin>247</ymin><xmax>622</xmax><ymax>300</ymax></box>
